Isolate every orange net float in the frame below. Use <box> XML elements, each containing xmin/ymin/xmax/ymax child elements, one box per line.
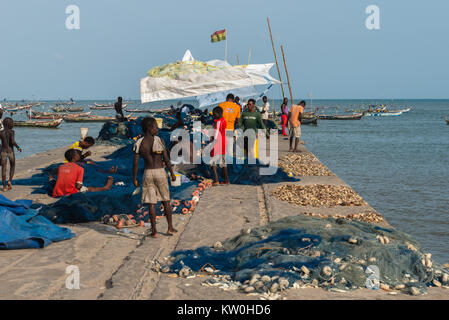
<box><xmin>112</xmin><ymin>215</ymin><xmax>119</xmax><ymax>222</ymax></box>
<box><xmin>116</xmin><ymin>219</ymin><xmax>125</xmax><ymax>229</ymax></box>
<box><xmin>128</xmin><ymin>214</ymin><xmax>134</xmax><ymax>219</ymax></box>
<box><xmin>184</xmin><ymin>201</ymin><xmax>192</xmax><ymax>208</ymax></box>
<box><xmin>192</xmin><ymin>190</ymin><xmax>200</xmax><ymax>197</ymax></box>
<box><xmin>182</xmin><ymin>208</ymin><xmax>189</xmax><ymax>215</ymax></box>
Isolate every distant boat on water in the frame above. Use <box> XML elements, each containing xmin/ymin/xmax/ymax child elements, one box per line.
<box><xmin>365</xmin><ymin>108</ymin><xmax>411</xmax><ymax>117</ymax></box>
<box><xmin>14</xmin><ymin>118</ymin><xmax>63</xmax><ymax>128</ymax></box>
<box><xmin>446</xmin><ymin>118</ymin><xmax>449</xmax><ymax>125</ymax></box>
<box><xmin>317</xmin><ymin>113</ymin><xmax>365</xmax><ymax>120</ymax></box>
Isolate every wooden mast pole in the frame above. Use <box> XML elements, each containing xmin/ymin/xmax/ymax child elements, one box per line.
<box><xmin>267</xmin><ymin>17</ymin><xmax>285</xmax><ymax>98</ymax></box>
<box><xmin>236</xmin><ymin>54</ymin><xmax>240</xmax><ymax>65</ymax></box>
<box><xmin>281</xmin><ymin>45</ymin><xmax>294</xmax><ymax>105</ymax></box>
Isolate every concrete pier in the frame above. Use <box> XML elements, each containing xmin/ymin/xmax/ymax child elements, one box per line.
<box><xmin>1</xmin><ymin>136</ymin><xmax>448</xmax><ymax>300</ymax></box>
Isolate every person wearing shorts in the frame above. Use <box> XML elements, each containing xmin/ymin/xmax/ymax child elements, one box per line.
<box><xmin>133</xmin><ymin>117</ymin><xmax>177</xmax><ymax>238</ymax></box>
<box><xmin>288</xmin><ymin>100</ymin><xmax>305</xmax><ymax>152</ymax></box>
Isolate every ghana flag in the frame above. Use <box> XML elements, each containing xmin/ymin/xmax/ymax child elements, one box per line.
<box><xmin>211</xmin><ymin>29</ymin><xmax>226</xmax><ymax>43</ymax></box>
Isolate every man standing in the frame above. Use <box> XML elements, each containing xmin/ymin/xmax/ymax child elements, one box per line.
<box><xmin>132</xmin><ymin>117</ymin><xmax>177</xmax><ymax>238</ymax></box>
<box><xmin>238</xmin><ymin>99</ymin><xmax>268</xmax><ymax>159</ymax></box>
<box><xmin>259</xmin><ymin>96</ymin><xmax>270</xmax><ymax>127</ymax></box>
<box><xmin>114</xmin><ymin>96</ymin><xmax>125</xmax><ymax>122</ymax></box>
<box><xmin>220</xmin><ymin>94</ymin><xmax>241</xmax><ymax>131</ymax></box>
<box><xmin>219</xmin><ymin>93</ymin><xmax>241</xmax><ymax>159</ymax></box>
<box><xmin>288</xmin><ymin>100</ymin><xmax>305</xmax><ymax>153</ymax></box>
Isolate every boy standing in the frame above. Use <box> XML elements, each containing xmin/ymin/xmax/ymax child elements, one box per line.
<box><xmin>132</xmin><ymin>117</ymin><xmax>177</xmax><ymax>238</ymax></box>
<box><xmin>0</xmin><ymin>118</ymin><xmax>21</xmax><ymax>191</ymax></box>
<box><xmin>210</xmin><ymin>106</ymin><xmax>229</xmax><ymax>185</ymax></box>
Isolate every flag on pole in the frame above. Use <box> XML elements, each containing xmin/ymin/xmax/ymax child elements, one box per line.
<box><xmin>211</xmin><ymin>29</ymin><xmax>226</xmax><ymax>43</ymax></box>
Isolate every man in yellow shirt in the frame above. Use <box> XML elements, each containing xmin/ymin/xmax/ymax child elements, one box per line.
<box><xmin>219</xmin><ymin>93</ymin><xmax>241</xmax><ymax>131</ymax></box>
<box><xmin>288</xmin><ymin>100</ymin><xmax>305</xmax><ymax>152</ymax></box>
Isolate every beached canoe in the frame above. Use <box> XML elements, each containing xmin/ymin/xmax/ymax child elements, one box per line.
<box><xmin>51</xmin><ymin>106</ymin><xmax>84</xmax><ymax>112</ymax></box>
<box><xmin>317</xmin><ymin>113</ymin><xmax>364</xmax><ymax>120</ymax></box>
<box><xmin>14</xmin><ymin>118</ymin><xmax>63</xmax><ymax>128</ymax></box>
<box><xmin>63</xmin><ymin>115</ymin><xmax>136</xmax><ymax>123</ymax></box>
<box><xmin>28</xmin><ymin>111</ymin><xmax>92</xmax><ymax>119</ymax></box>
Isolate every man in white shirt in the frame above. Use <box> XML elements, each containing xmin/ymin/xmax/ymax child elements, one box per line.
<box><xmin>259</xmin><ymin>96</ymin><xmax>270</xmax><ymax>126</ymax></box>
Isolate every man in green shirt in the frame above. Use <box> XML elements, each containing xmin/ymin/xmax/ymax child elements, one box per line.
<box><xmin>238</xmin><ymin>99</ymin><xmax>268</xmax><ymax>159</ymax></box>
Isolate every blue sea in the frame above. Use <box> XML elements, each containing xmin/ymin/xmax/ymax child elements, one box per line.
<box><xmin>7</xmin><ymin>99</ymin><xmax>449</xmax><ymax>264</ymax></box>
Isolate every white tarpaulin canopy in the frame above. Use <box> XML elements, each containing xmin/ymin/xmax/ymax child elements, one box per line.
<box><xmin>140</xmin><ymin>50</ymin><xmax>281</xmax><ymax>105</ymax></box>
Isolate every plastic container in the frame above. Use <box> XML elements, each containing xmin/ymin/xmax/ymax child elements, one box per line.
<box><xmin>80</xmin><ymin>127</ymin><xmax>88</xmax><ymax>140</ymax></box>
<box><xmin>170</xmin><ymin>173</ymin><xmax>181</xmax><ymax>187</ymax></box>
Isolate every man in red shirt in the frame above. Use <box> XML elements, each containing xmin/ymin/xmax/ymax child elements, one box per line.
<box><xmin>210</xmin><ymin>106</ymin><xmax>229</xmax><ymax>185</ymax></box>
<box><xmin>52</xmin><ymin>149</ymin><xmax>113</xmax><ymax>197</ymax></box>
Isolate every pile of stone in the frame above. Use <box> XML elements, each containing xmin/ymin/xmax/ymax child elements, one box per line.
<box><xmin>273</xmin><ymin>184</ymin><xmax>368</xmax><ymax>207</ymax></box>
<box><xmin>279</xmin><ymin>153</ymin><xmax>334</xmax><ymax>177</ymax></box>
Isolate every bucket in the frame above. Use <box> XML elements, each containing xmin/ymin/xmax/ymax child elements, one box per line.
<box><xmin>170</xmin><ymin>173</ymin><xmax>181</xmax><ymax>187</ymax></box>
<box><xmin>155</xmin><ymin>118</ymin><xmax>163</xmax><ymax>129</ymax></box>
<box><xmin>80</xmin><ymin>127</ymin><xmax>88</xmax><ymax>140</ymax></box>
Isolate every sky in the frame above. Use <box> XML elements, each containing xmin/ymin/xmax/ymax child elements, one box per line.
<box><xmin>1</xmin><ymin>0</ymin><xmax>449</xmax><ymax>100</ymax></box>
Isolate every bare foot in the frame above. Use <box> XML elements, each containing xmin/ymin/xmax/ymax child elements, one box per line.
<box><xmin>150</xmin><ymin>232</ymin><xmax>158</xmax><ymax>238</ymax></box>
<box><xmin>2</xmin><ymin>186</ymin><xmax>7</xmax><ymax>192</ymax></box>
<box><xmin>7</xmin><ymin>181</ymin><xmax>12</xmax><ymax>190</ymax></box>
<box><xmin>167</xmin><ymin>228</ymin><xmax>178</xmax><ymax>235</ymax></box>
<box><xmin>289</xmin><ymin>148</ymin><xmax>293</xmax><ymax>152</ymax></box>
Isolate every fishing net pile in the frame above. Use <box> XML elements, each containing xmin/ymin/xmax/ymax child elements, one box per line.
<box><xmin>272</xmin><ymin>184</ymin><xmax>368</xmax><ymax>207</ymax></box>
<box><xmin>278</xmin><ymin>153</ymin><xmax>334</xmax><ymax>176</ymax></box>
<box><xmin>302</xmin><ymin>211</ymin><xmax>385</xmax><ymax>224</ymax></box>
<box><xmin>167</xmin><ymin>214</ymin><xmax>448</xmax><ymax>296</ymax></box>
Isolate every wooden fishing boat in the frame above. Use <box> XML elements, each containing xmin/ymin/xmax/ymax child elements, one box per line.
<box><xmin>51</xmin><ymin>106</ymin><xmax>84</xmax><ymax>112</ymax></box>
<box><xmin>90</xmin><ymin>103</ymin><xmax>127</xmax><ymax>110</ymax></box>
<box><xmin>14</xmin><ymin>118</ymin><xmax>63</xmax><ymax>128</ymax></box>
<box><xmin>301</xmin><ymin>117</ymin><xmax>318</xmax><ymax>125</ymax></box>
<box><xmin>28</xmin><ymin>111</ymin><xmax>92</xmax><ymax>119</ymax></box>
<box><xmin>5</xmin><ymin>104</ymin><xmax>32</xmax><ymax>111</ymax></box>
<box><xmin>64</xmin><ymin>114</ymin><xmax>135</xmax><ymax>123</ymax></box>
<box><xmin>55</xmin><ymin>101</ymin><xmax>75</xmax><ymax>106</ymax></box>
<box><xmin>365</xmin><ymin>108</ymin><xmax>411</xmax><ymax>117</ymax></box>
<box><xmin>317</xmin><ymin>113</ymin><xmax>364</xmax><ymax>120</ymax></box>
<box><xmin>123</xmin><ymin>108</ymin><xmax>153</xmax><ymax>113</ymax></box>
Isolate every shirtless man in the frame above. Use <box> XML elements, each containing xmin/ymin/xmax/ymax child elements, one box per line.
<box><xmin>0</xmin><ymin>118</ymin><xmax>22</xmax><ymax>191</ymax></box>
<box><xmin>132</xmin><ymin>117</ymin><xmax>177</xmax><ymax>238</ymax></box>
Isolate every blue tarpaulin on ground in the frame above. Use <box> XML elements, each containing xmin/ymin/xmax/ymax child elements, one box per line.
<box><xmin>0</xmin><ymin>195</ymin><xmax>75</xmax><ymax>250</ymax></box>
